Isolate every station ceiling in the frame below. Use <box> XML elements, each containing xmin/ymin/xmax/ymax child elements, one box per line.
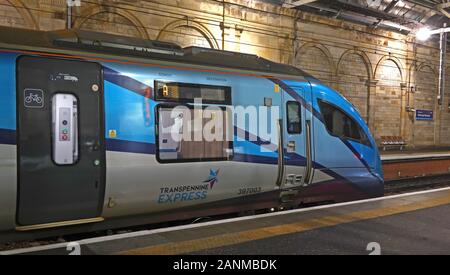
<box><xmin>270</xmin><ymin>0</ymin><xmax>450</xmax><ymax>35</ymax></box>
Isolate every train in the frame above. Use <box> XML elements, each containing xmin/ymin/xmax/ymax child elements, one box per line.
<box><xmin>0</xmin><ymin>26</ymin><xmax>384</xmax><ymax>241</ymax></box>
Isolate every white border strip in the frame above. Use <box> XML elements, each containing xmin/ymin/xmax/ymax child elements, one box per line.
<box><xmin>3</xmin><ymin>186</ymin><xmax>450</xmax><ymax>255</ymax></box>
<box><xmin>382</xmin><ymin>153</ymin><xmax>450</xmax><ymax>161</ymax></box>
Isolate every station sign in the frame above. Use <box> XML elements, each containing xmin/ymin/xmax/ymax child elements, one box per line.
<box><xmin>416</xmin><ymin>110</ymin><xmax>434</xmax><ymax>121</ymax></box>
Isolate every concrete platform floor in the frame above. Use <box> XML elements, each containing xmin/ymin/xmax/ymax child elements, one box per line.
<box><xmin>4</xmin><ymin>187</ymin><xmax>450</xmax><ymax>255</ymax></box>
<box><xmin>194</xmin><ymin>204</ymin><xmax>450</xmax><ymax>255</ymax></box>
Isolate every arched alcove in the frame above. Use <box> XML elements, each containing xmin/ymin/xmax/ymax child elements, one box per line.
<box><xmin>296</xmin><ymin>43</ymin><xmax>335</xmax><ymax>87</ymax></box>
<box><xmin>74</xmin><ymin>6</ymin><xmax>148</xmax><ymax>39</ymax></box>
<box><xmin>0</xmin><ymin>0</ymin><xmax>37</xmax><ymax>29</ymax></box>
<box><xmin>337</xmin><ymin>50</ymin><xmax>372</xmax><ymax>121</ymax></box>
<box><xmin>414</xmin><ymin>64</ymin><xmax>437</xmax><ymax>146</ymax></box>
<box><xmin>157</xmin><ymin>19</ymin><xmax>219</xmax><ymax>49</ymax></box>
<box><xmin>373</xmin><ymin>57</ymin><xmax>404</xmax><ymax>141</ymax></box>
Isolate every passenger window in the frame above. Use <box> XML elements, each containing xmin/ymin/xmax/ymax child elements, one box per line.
<box><xmin>287</xmin><ymin>101</ymin><xmax>302</xmax><ymax>134</ymax></box>
<box><xmin>319</xmin><ymin>100</ymin><xmax>370</xmax><ymax>146</ymax></box>
<box><xmin>157</xmin><ymin>105</ymin><xmax>233</xmax><ymax>163</ymax></box>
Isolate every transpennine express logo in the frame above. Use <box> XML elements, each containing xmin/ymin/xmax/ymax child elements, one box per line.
<box><xmin>157</xmin><ymin>169</ymin><xmax>220</xmax><ymax>204</ymax></box>
<box><xmin>204</xmin><ymin>169</ymin><xmax>220</xmax><ymax>189</ymax></box>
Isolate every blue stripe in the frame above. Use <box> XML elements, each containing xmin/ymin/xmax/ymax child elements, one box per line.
<box><xmin>285</xmin><ymin>152</ymin><xmax>307</xmax><ymax>166</ymax></box>
<box><xmin>106</xmin><ymin>139</ymin><xmax>155</xmax><ymax>155</ymax></box>
<box><xmin>341</xmin><ymin>138</ymin><xmax>373</xmax><ymax>172</ymax></box>
<box><xmin>234</xmin><ymin>127</ymin><xmax>278</xmax><ymax>154</ymax></box>
<box><xmin>103</xmin><ymin>67</ymin><xmax>152</xmax><ymax>97</ymax></box>
<box><xmin>268</xmin><ymin>78</ymin><xmax>323</xmax><ymax>121</ymax></box>
<box><xmin>105</xmin><ymin>138</ymin><xmax>374</xmax><ymax>196</ymax></box>
<box><xmin>160</xmin><ymin>149</ymin><xmax>179</xmax><ymax>153</ymax></box>
<box><xmin>232</xmin><ymin>153</ymin><xmax>278</xmax><ymax>165</ymax></box>
<box><xmin>0</xmin><ymin>129</ymin><xmax>16</xmax><ymax>145</ymax></box>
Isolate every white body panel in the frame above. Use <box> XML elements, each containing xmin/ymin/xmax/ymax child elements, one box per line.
<box><xmin>102</xmin><ymin>151</ymin><xmax>279</xmax><ymax>218</ymax></box>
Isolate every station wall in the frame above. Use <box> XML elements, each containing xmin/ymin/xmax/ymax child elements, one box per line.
<box><xmin>1</xmin><ymin>0</ymin><xmax>449</xmax><ymax>149</ymax></box>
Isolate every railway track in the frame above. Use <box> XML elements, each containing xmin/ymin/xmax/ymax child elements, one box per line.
<box><xmin>384</xmin><ymin>174</ymin><xmax>450</xmax><ymax>195</ymax></box>
<box><xmin>2</xmin><ymin>174</ymin><xmax>450</xmax><ymax>253</ymax></box>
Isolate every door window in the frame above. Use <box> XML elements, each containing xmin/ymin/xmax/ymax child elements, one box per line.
<box><xmin>286</xmin><ymin>101</ymin><xmax>302</xmax><ymax>134</ymax></box>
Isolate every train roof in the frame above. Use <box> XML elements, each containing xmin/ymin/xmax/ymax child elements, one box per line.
<box><xmin>0</xmin><ymin>26</ymin><xmax>319</xmax><ymax>81</ymax></box>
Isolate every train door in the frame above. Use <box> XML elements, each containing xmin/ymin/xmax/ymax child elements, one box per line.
<box><xmin>16</xmin><ymin>56</ymin><xmax>106</xmax><ymax>229</ymax></box>
<box><xmin>281</xmin><ymin>82</ymin><xmax>314</xmax><ymax>193</ymax></box>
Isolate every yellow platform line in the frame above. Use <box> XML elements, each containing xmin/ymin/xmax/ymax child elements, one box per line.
<box><xmin>120</xmin><ymin>193</ymin><xmax>450</xmax><ymax>255</ymax></box>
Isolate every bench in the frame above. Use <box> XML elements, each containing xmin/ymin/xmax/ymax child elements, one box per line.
<box><xmin>380</xmin><ymin>136</ymin><xmax>407</xmax><ymax>151</ymax></box>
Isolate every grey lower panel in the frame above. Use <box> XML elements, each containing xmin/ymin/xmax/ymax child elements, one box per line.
<box><xmin>0</xmin><ymin>189</ymin><xmax>281</xmax><ymax>243</ymax></box>
<box><xmin>103</xmin><ymin>151</ymin><xmax>279</xmax><ymax>218</ymax></box>
<box><xmin>0</xmin><ymin>145</ymin><xmax>17</xmax><ymax>231</ymax></box>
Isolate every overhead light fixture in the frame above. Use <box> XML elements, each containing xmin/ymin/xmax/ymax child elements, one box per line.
<box><xmin>416</xmin><ymin>27</ymin><xmax>432</xmax><ymax>41</ymax></box>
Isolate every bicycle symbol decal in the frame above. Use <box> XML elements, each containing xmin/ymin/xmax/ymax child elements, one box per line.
<box><xmin>24</xmin><ymin>89</ymin><xmax>44</xmax><ymax>108</ymax></box>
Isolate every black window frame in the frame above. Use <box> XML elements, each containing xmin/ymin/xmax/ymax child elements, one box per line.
<box><xmin>154</xmin><ymin>80</ymin><xmax>232</xmax><ymax>105</ymax></box>
<box><xmin>155</xmin><ymin>103</ymin><xmax>234</xmax><ymax>164</ymax></box>
<box><xmin>286</xmin><ymin>101</ymin><xmax>302</xmax><ymax>135</ymax></box>
<box><xmin>318</xmin><ymin>99</ymin><xmax>372</xmax><ymax>148</ymax></box>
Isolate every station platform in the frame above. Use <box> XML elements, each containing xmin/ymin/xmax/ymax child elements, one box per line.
<box><xmin>381</xmin><ymin>151</ymin><xmax>450</xmax><ymax>162</ymax></box>
<box><xmin>381</xmin><ymin>150</ymin><xmax>450</xmax><ymax>162</ymax></box>
<box><xmin>3</xmin><ymin>187</ymin><xmax>450</xmax><ymax>255</ymax></box>
<box><xmin>380</xmin><ymin>149</ymin><xmax>450</xmax><ymax>182</ymax></box>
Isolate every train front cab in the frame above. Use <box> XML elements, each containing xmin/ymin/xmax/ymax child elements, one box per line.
<box><xmin>307</xmin><ymin>81</ymin><xmax>384</xmax><ymax>200</ymax></box>
<box><xmin>277</xmin><ymin>79</ymin><xmax>383</xmax><ymax>203</ymax></box>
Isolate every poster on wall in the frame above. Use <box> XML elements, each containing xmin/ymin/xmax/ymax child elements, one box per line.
<box><xmin>416</xmin><ymin>110</ymin><xmax>434</xmax><ymax>121</ymax></box>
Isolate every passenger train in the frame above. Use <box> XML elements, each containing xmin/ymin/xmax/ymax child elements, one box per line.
<box><xmin>0</xmin><ymin>27</ymin><xmax>383</xmax><ymax>241</ymax></box>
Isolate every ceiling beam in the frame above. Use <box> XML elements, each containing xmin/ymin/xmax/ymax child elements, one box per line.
<box><xmin>373</xmin><ymin>0</ymin><xmax>400</xmax><ymax>28</ymax></box>
<box><xmin>437</xmin><ymin>2</ymin><xmax>450</xmax><ymax>19</ymax></box>
<box><xmin>282</xmin><ymin>0</ymin><xmax>318</xmax><ymax>8</ymax></box>
<box><xmin>403</xmin><ymin>0</ymin><xmax>435</xmax><ymax>10</ymax></box>
<box><xmin>384</xmin><ymin>0</ymin><xmax>400</xmax><ymax>13</ymax></box>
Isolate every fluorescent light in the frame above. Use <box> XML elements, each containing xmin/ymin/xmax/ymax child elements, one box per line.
<box><xmin>416</xmin><ymin>27</ymin><xmax>432</xmax><ymax>41</ymax></box>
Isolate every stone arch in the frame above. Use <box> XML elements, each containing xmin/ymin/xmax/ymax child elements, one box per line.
<box><xmin>336</xmin><ymin>49</ymin><xmax>373</xmax><ymax>121</ymax></box>
<box><xmin>296</xmin><ymin>42</ymin><xmax>336</xmax><ymax>87</ymax></box>
<box><xmin>374</xmin><ymin>55</ymin><xmax>405</xmax><ymax>83</ymax></box>
<box><xmin>414</xmin><ymin>63</ymin><xmax>438</xmax><ymax>146</ymax></box>
<box><xmin>337</xmin><ymin>49</ymin><xmax>373</xmax><ymax>79</ymax></box>
<box><xmin>373</xmin><ymin>55</ymin><xmax>404</xmax><ymax>142</ymax></box>
<box><xmin>73</xmin><ymin>6</ymin><xmax>148</xmax><ymax>39</ymax></box>
<box><xmin>416</xmin><ymin>63</ymin><xmax>437</xmax><ymax>76</ymax></box>
<box><xmin>157</xmin><ymin>19</ymin><xmax>219</xmax><ymax>49</ymax></box>
<box><xmin>0</xmin><ymin>0</ymin><xmax>38</xmax><ymax>29</ymax></box>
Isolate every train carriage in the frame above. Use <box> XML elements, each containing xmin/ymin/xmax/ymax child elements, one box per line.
<box><xmin>0</xmin><ymin>27</ymin><xmax>383</xmax><ymax>240</ymax></box>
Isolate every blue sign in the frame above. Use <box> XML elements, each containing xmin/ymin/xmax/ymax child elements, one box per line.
<box><xmin>416</xmin><ymin>110</ymin><xmax>434</xmax><ymax>121</ymax></box>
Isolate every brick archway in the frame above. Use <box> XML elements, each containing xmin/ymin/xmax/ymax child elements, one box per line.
<box><xmin>336</xmin><ymin>49</ymin><xmax>373</xmax><ymax>121</ymax></box>
<box><xmin>375</xmin><ymin>55</ymin><xmax>405</xmax><ymax>83</ymax></box>
<box><xmin>296</xmin><ymin>42</ymin><xmax>336</xmax><ymax>87</ymax></box>
<box><xmin>157</xmin><ymin>19</ymin><xmax>219</xmax><ymax>49</ymax></box>
<box><xmin>1</xmin><ymin>0</ymin><xmax>38</xmax><ymax>29</ymax></box>
<box><xmin>73</xmin><ymin>6</ymin><xmax>148</xmax><ymax>39</ymax></box>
